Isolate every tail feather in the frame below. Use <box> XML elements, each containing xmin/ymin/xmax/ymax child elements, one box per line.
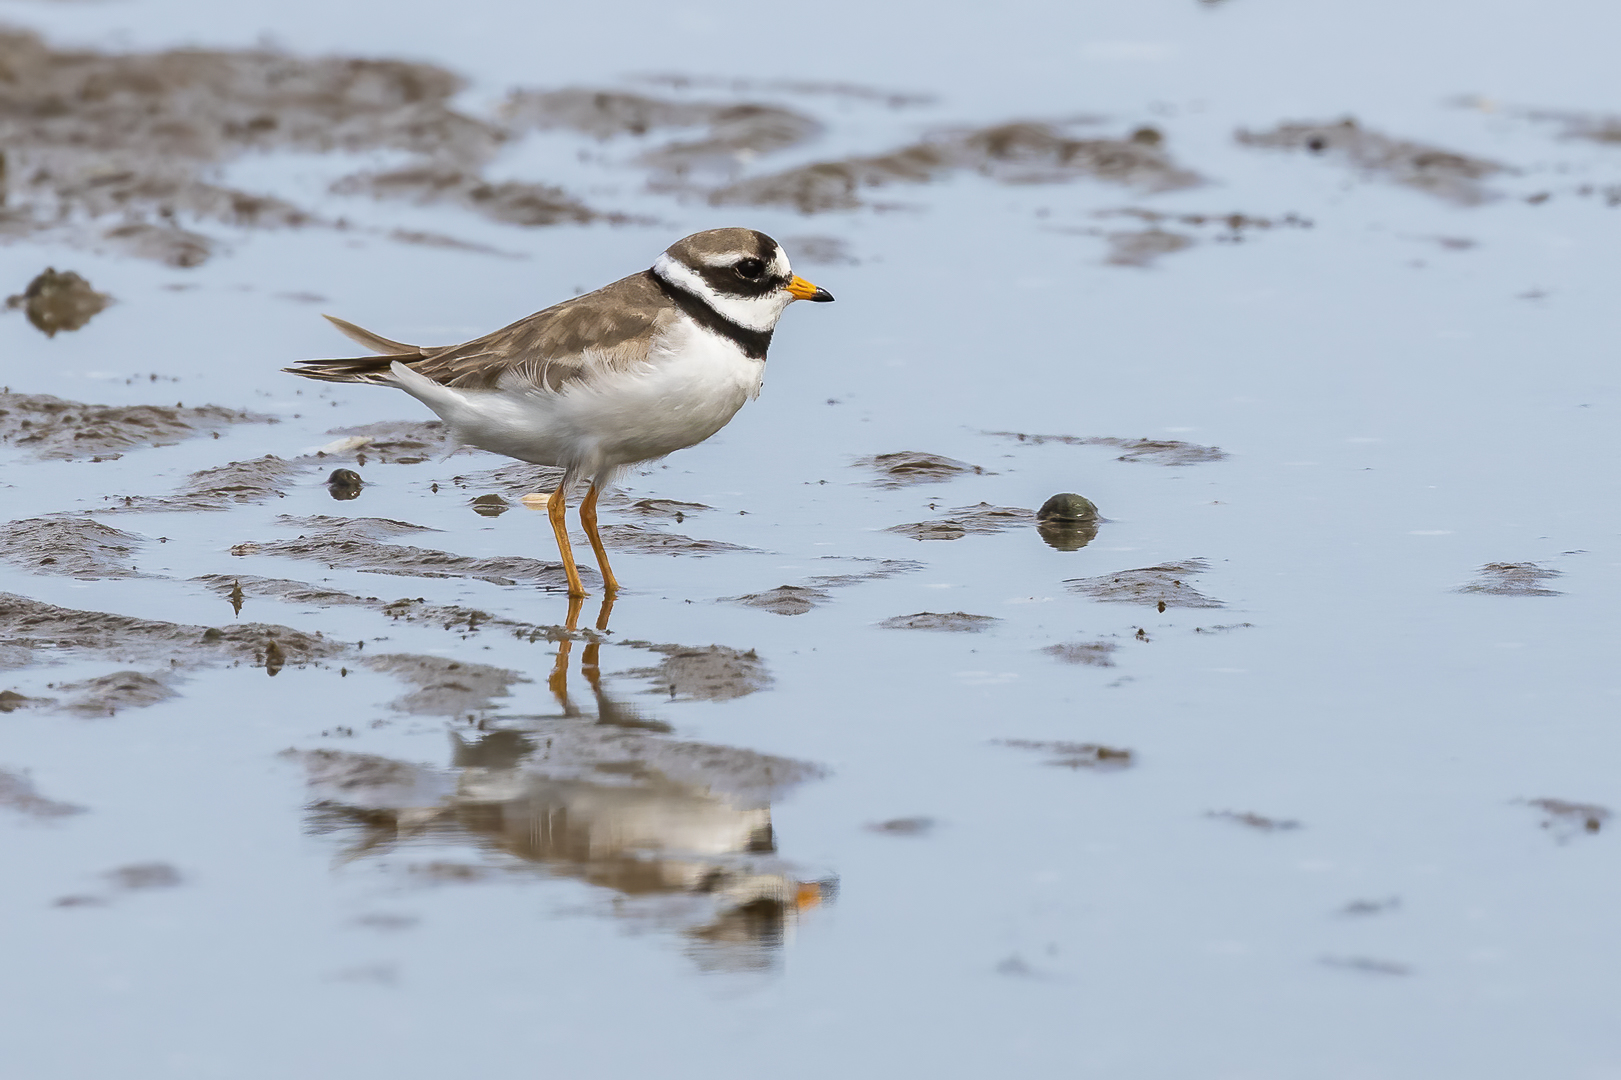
<box><xmin>322</xmin><ymin>314</ymin><xmax>421</xmax><ymax>355</ymax></box>
<box><xmin>283</xmin><ymin>353</ymin><xmax>421</xmax><ymax>384</ymax></box>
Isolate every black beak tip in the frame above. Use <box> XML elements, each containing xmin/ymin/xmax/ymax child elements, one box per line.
<box><xmin>810</xmin><ymin>287</ymin><xmax>835</xmax><ymax>303</ymax></box>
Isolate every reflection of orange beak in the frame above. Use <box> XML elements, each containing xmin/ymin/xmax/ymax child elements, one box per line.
<box><xmin>786</xmin><ymin>275</ymin><xmax>835</xmax><ymax>303</ymax></box>
<box><xmin>794</xmin><ymin>882</ymin><xmax>825</xmax><ymax>911</ymax></box>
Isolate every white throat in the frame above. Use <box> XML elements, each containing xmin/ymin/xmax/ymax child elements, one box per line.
<box><xmin>653</xmin><ymin>253</ymin><xmax>794</xmax><ymax>333</ymax></box>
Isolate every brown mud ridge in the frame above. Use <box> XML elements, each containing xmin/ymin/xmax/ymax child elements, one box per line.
<box><xmin>230</xmin><ymin>514</ymin><xmax>586</xmax><ymax>590</ymax></box>
<box><xmin>1069</xmin><ymin>208</ymin><xmax>1314</xmax><ymax>267</ymax></box>
<box><xmin>710</xmin><ymin>122</ymin><xmax>1203</xmax><ymax>213</ymax></box>
<box><xmin>1067</xmin><ymin>559</ymin><xmax>1224</xmax><ymax>608</ymax></box>
<box><xmin>988</xmin><ymin>431</ymin><xmax>1227</xmax><ymax>465</ymax></box>
<box><xmin>0</xmin><ymin>767</ymin><xmax>86</xmax><ymax>819</ymax></box>
<box><xmin>1457</xmin><ymin>562</ymin><xmax>1563</xmax><ymax>596</ymax></box>
<box><xmin>1042</xmin><ymin>640</ymin><xmax>1118</xmax><ymax>667</ymax></box>
<box><xmin>288</xmin><ymin>728</ymin><xmax>830</xmax><ymax>971</ymax></box>
<box><xmin>0</xmin><ymin>591</ymin><xmax>341</xmax><ymax>715</ymax></box>
<box><xmin>878</xmin><ymin>611</ymin><xmax>1000</xmax><ymax>632</ymax></box>
<box><xmin>1206</xmin><ymin>810</ymin><xmax>1302</xmax><ymax>832</ymax></box>
<box><xmin>888</xmin><ymin>503</ymin><xmax>1033</xmax><ymax>541</ymax></box>
<box><xmin>1522</xmin><ymin>797</ymin><xmax>1609</xmax><ymax>841</ymax></box>
<box><xmin>54</xmin><ymin>861</ymin><xmax>187</xmax><ymax>909</ymax></box>
<box><xmin>857</xmin><ymin>451</ymin><xmax>993</xmax><ymax>487</ymax></box>
<box><xmin>0</xmin><ymin>390</ymin><xmax>273</xmax><ymax>461</ymax></box>
<box><xmin>996</xmin><ymin>739</ymin><xmax>1134</xmax><ymax>771</ymax></box>
<box><xmin>617</xmin><ymin>644</ymin><xmax>773</xmax><ymax>702</ymax></box>
<box><xmin>5</xmin><ymin>268</ymin><xmax>111</xmax><ymax>336</ymax></box>
<box><xmin>1236</xmin><ymin>118</ymin><xmax>1508</xmax><ymax>206</ymax></box>
<box><xmin>727</xmin><ymin>559</ymin><xmax>922</xmax><ymax>615</ymax></box>
<box><xmin>0</xmin><ymin>517</ymin><xmax>147</xmax><ymax>578</ymax></box>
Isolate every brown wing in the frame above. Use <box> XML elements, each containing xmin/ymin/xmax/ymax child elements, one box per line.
<box><xmin>285</xmin><ymin>271</ymin><xmax>671</xmax><ymax>390</ymax></box>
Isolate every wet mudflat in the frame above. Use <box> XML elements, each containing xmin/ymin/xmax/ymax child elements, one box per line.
<box><xmin>3</xmin><ymin>2</ymin><xmax>1621</xmax><ymax>1078</ymax></box>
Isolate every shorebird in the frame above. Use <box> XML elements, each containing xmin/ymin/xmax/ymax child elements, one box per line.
<box><xmin>285</xmin><ymin>228</ymin><xmax>833</xmax><ymax>598</ymax></box>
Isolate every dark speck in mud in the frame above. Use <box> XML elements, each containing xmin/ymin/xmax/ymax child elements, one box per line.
<box><xmin>878</xmin><ymin>612</ymin><xmax>1000</xmax><ymax>632</ymax></box>
<box><xmin>1042</xmin><ymin>641</ymin><xmax>1117</xmax><ymax>667</ymax></box>
<box><xmin>1523</xmin><ymin>797</ymin><xmax>1610</xmax><ymax>840</ymax></box>
<box><xmin>726</xmin><ymin>585</ymin><xmax>834</xmax><ymax>616</ymax></box>
<box><xmin>619</xmin><ymin>644</ymin><xmax>773</xmax><ymax>702</ymax></box>
<box><xmin>866</xmin><ymin>817</ymin><xmax>936</xmax><ymax>836</ymax></box>
<box><xmin>997</xmin><ymin>739</ymin><xmax>1134</xmax><ymax>771</ymax></box>
<box><xmin>0</xmin><ymin>391</ymin><xmax>273</xmax><ymax>461</ymax></box>
<box><xmin>1236</xmin><ymin>117</ymin><xmax>1507</xmax><ymax>205</ymax></box>
<box><xmin>1457</xmin><ymin>562</ymin><xmax>1563</xmax><ymax>596</ymax></box>
<box><xmin>5</xmin><ymin>268</ymin><xmax>111</xmax><ymax>336</ymax></box>
<box><xmin>0</xmin><ymin>767</ymin><xmax>86</xmax><ymax>819</ymax></box>
<box><xmin>710</xmin><ymin>120</ymin><xmax>1202</xmax><ymax>213</ymax></box>
<box><xmin>0</xmin><ymin>517</ymin><xmax>146</xmax><ymax>578</ymax></box>
<box><xmin>363</xmin><ymin>654</ymin><xmax>523</xmax><ymax>715</ymax></box>
<box><xmin>887</xmin><ymin>503</ymin><xmax>1033</xmax><ymax>541</ymax></box>
<box><xmin>857</xmin><ymin>451</ymin><xmax>991</xmax><ymax>487</ymax></box>
<box><xmin>989</xmin><ymin>430</ymin><xmax>1227</xmax><ymax>465</ymax></box>
<box><xmin>1067</xmin><ymin>559</ymin><xmax>1223</xmax><ymax>608</ymax></box>
<box><xmin>327</xmin><ymin>469</ymin><xmax>364</xmax><ymax>501</ymax></box>
<box><xmin>1207</xmin><ymin>810</ymin><xmax>1302</xmax><ymax>832</ymax></box>
<box><xmin>470</xmin><ymin>493</ymin><xmax>509</xmax><ymax>517</ymax></box>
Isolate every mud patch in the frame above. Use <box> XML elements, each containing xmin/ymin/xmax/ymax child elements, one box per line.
<box><xmin>331</xmin><ymin>166</ymin><xmax>601</xmax><ymax>228</ymax></box>
<box><xmin>57</xmin><ymin>670</ymin><xmax>177</xmax><ymax>716</ymax></box>
<box><xmin>857</xmin><ymin>451</ymin><xmax>992</xmax><ymax>487</ymax></box>
<box><xmin>996</xmin><ymin>739</ymin><xmax>1134</xmax><ymax>771</ymax></box>
<box><xmin>711</xmin><ymin>121</ymin><xmax>1201</xmax><ymax>213</ymax></box>
<box><xmin>1206</xmin><ymin>810</ymin><xmax>1302</xmax><ymax>832</ymax></box>
<box><xmin>1041</xmin><ymin>641</ymin><xmax>1118</xmax><ymax>667</ymax></box>
<box><xmin>988</xmin><ymin>431</ymin><xmax>1227</xmax><ymax>465</ymax></box>
<box><xmin>619</xmin><ymin>644</ymin><xmax>772</xmax><ymax>702</ymax></box>
<box><xmin>621</xmin><ymin>498</ymin><xmax>712</xmax><ymax>522</ymax></box>
<box><xmin>1457</xmin><ymin>562</ymin><xmax>1563</xmax><ymax>596</ymax></box>
<box><xmin>363</xmin><ymin>654</ymin><xmax>524</xmax><ymax>716</ymax></box>
<box><xmin>0</xmin><ymin>767</ymin><xmax>86</xmax><ymax>819</ymax></box>
<box><xmin>0</xmin><ymin>517</ymin><xmax>145</xmax><ymax>578</ymax></box>
<box><xmin>1236</xmin><ymin>118</ymin><xmax>1507</xmax><ymax>205</ymax></box>
<box><xmin>107</xmin><ymin>862</ymin><xmax>184</xmax><ymax>890</ymax></box>
<box><xmin>878</xmin><ymin>612</ymin><xmax>1000</xmax><ymax>632</ymax></box>
<box><xmin>1522</xmin><ymin>797</ymin><xmax>1609</xmax><ymax>840</ymax></box>
<box><xmin>596</xmin><ymin>524</ymin><xmax>753</xmax><ymax>555</ymax></box>
<box><xmin>725</xmin><ymin>585</ymin><xmax>833</xmax><ymax>616</ymax></box>
<box><xmin>319</xmin><ymin>420</ymin><xmax>451</xmax><ymax>465</ymax></box>
<box><xmin>102</xmin><ymin>455</ymin><xmax>313</xmax><ymax>513</ymax></box>
<box><xmin>1319</xmin><ymin>956</ymin><xmax>1411</xmax><ymax>977</ymax></box>
<box><xmin>0</xmin><ymin>27</ymin><xmax>565</xmax><ymax>261</ymax></box>
<box><xmin>1066</xmin><ymin>559</ymin><xmax>1223</xmax><ymax>608</ymax></box>
<box><xmin>866</xmin><ymin>816</ymin><xmax>936</xmax><ymax>836</ymax></box>
<box><xmin>0</xmin><ymin>592</ymin><xmax>341</xmax><ymax>674</ymax></box>
<box><xmin>239</xmin><ymin>515</ymin><xmax>585</xmax><ymax>590</ymax></box>
<box><xmin>887</xmin><ymin>503</ymin><xmax>1033</xmax><ymax>541</ymax></box>
<box><xmin>5</xmin><ymin>268</ymin><xmax>111</xmax><ymax>336</ymax></box>
<box><xmin>0</xmin><ymin>391</ymin><xmax>273</xmax><ymax>461</ymax></box>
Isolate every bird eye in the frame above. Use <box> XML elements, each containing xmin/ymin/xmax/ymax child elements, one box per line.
<box><xmin>734</xmin><ymin>258</ymin><xmax>766</xmax><ymax>278</ymax></box>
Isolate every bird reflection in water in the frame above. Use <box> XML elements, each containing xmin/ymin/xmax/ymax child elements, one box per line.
<box><xmin>296</xmin><ymin>593</ymin><xmax>832</xmax><ymax>971</ymax></box>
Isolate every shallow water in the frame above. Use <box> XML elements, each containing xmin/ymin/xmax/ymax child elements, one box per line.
<box><xmin>3</xmin><ymin>3</ymin><xmax>1620</xmax><ymax>1077</ymax></box>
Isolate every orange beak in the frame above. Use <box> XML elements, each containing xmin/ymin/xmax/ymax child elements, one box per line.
<box><xmin>786</xmin><ymin>276</ymin><xmax>835</xmax><ymax>303</ymax></box>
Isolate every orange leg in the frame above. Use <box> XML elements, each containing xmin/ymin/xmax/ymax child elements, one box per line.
<box><xmin>579</xmin><ymin>482</ymin><xmax>620</xmax><ymax>595</ymax></box>
<box><xmin>547</xmin><ymin>485</ymin><xmax>587</xmax><ymax>598</ymax></box>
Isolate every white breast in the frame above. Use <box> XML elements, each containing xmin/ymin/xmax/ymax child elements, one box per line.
<box><xmin>385</xmin><ymin>317</ymin><xmax>765</xmax><ymax>481</ymax></box>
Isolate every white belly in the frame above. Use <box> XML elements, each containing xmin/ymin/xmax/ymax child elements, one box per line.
<box><xmin>388</xmin><ymin>322</ymin><xmax>764</xmax><ymax>481</ymax></box>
